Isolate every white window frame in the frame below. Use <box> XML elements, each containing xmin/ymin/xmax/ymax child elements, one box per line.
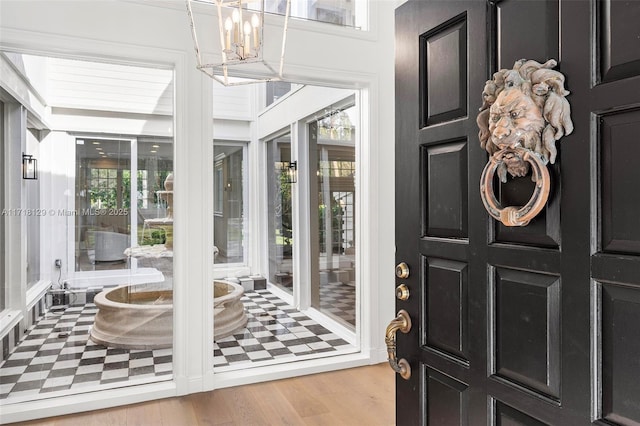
<box><xmin>212</xmin><ymin>140</ymin><xmax>249</xmax><ymax>274</ymax></box>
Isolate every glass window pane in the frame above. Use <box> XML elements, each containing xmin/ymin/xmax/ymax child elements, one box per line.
<box><xmin>311</xmin><ymin>104</ymin><xmax>356</xmax><ymax>328</ymax></box>
<box><xmin>0</xmin><ymin>53</ymin><xmax>175</xmax><ymax>404</ymax></box>
<box><xmin>267</xmin><ymin>134</ymin><xmax>293</xmax><ymax>294</ymax></box>
<box><xmin>265</xmin><ymin>81</ymin><xmax>292</xmax><ymax>107</ymax></box>
<box><xmin>213</xmin><ymin>143</ymin><xmax>245</xmax><ymax>264</ymax></box>
<box><xmin>262</xmin><ymin>0</ymin><xmax>358</xmax><ymax>28</ymax></box>
<box><xmin>25</xmin><ymin>154</ymin><xmax>40</xmax><ymax>289</ymax></box>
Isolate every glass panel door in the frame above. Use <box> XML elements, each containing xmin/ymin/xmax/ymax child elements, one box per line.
<box><xmin>75</xmin><ymin>139</ymin><xmax>131</xmax><ymax>270</ymax></box>
<box><xmin>0</xmin><ymin>101</ymin><xmax>4</xmax><ymax>310</ymax></box>
<box><xmin>266</xmin><ymin>133</ymin><xmax>293</xmax><ymax>294</ymax></box>
<box><xmin>310</xmin><ymin>105</ymin><xmax>357</xmax><ymax>328</ymax></box>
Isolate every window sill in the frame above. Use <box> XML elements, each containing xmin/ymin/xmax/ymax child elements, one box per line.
<box><xmin>26</xmin><ymin>280</ymin><xmax>51</xmax><ymax>311</ymax></box>
<box><xmin>212</xmin><ymin>265</ymin><xmax>251</xmax><ymax>280</ymax></box>
<box><xmin>0</xmin><ymin>309</ymin><xmax>23</xmax><ymax>339</ymax></box>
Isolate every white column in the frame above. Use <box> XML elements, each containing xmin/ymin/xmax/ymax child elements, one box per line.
<box><xmin>5</xmin><ymin>105</ymin><xmax>27</xmax><ymax>320</ymax></box>
<box><xmin>130</xmin><ymin>137</ymin><xmax>138</xmax><ymax>249</ymax></box>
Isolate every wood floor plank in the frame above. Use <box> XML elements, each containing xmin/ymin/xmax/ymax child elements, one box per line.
<box><xmin>157</xmin><ymin>396</ymin><xmax>200</xmax><ymax>426</ymax></box>
<box><xmin>11</xmin><ymin>363</ymin><xmax>395</xmax><ymax>426</ymax></box>
<box><xmin>126</xmin><ymin>401</ymin><xmax>166</xmax><ymax>426</ymax></box>
<box><xmin>277</xmin><ymin>376</ymin><xmax>331</xmax><ymax>419</ymax></box>
<box><xmin>218</xmin><ymin>385</ymin><xmax>273</xmax><ymax>425</ymax></box>
<box><xmin>246</xmin><ymin>381</ymin><xmax>306</xmax><ymax>425</ymax></box>
<box><xmin>188</xmin><ymin>387</ymin><xmax>239</xmax><ymax>425</ymax></box>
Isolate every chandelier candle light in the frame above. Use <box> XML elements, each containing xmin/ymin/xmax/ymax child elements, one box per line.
<box><xmin>223</xmin><ymin>5</ymin><xmax>259</xmax><ymax>59</ymax></box>
<box><xmin>186</xmin><ymin>0</ymin><xmax>291</xmax><ymax>86</ymax></box>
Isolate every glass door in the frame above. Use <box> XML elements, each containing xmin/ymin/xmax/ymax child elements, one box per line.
<box><xmin>75</xmin><ymin>138</ymin><xmax>131</xmax><ymax>271</ymax></box>
<box><xmin>0</xmin><ymin>101</ymin><xmax>4</xmax><ymax>310</ymax></box>
<box><xmin>310</xmin><ymin>105</ymin><xmax>357</xmax><ymax>328</ymax></box>
<box><xmin>266</xmin><ymin>133</ymin><xmax>293</xmax><ymax>294</ymax></box>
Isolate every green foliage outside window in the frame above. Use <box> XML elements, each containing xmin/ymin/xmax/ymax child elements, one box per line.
<box><xmin>278</xmin><ymin>169</ymin><xmax>293</xmax><ymax>254</ymax></box>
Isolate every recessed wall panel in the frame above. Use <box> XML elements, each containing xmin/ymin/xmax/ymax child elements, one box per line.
<box><xmin>426</xmin><ymin>258</ymin><xmax>468</xmax><ymax>361</ymax></box>
<box><xmin>421</xmin><ymin>15</ymin><xmax>467</xmax><ymax>126</ymax></box>
<box><xmin>598</xmin><ymin>0</ymin><xmax>640</xmax><ymax>83</ymax></box>
<box><xmin>492</xmin><ymin>267</ymin><xmax>560</xmax><ymax>399</ymax></box>
<box><xmin>424</xmin><ymin>141</ymin><xmax>468</xmax><ymax>238</ymax></box>
<box><xmin>599</xmin><ymin>283</ymin><xmax>640</xmax><ymax>425</ymax></box>
<box><xmin>600</xmin><ymin>110</ymin><xmax>640</xmax><ymax>254</ymax></box>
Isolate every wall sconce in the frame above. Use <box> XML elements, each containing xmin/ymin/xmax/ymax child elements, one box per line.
<box><xmin>286</xmin><ymin>161</ymin><xmax>297</xmax><ymax>184</ymax></box>
<box><xmin>22</xmin><ymin>153</ymin><xmax>38</xmax><ymax>180</ymax></box>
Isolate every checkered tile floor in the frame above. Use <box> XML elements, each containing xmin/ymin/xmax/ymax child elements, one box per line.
<box><xmin>0</xmin><ymin>305</ymin><xmax>172</xmax><ymax>401</ymax></box>
<box><xmin>214</xmin><ymin>290</ymin><xmax>352</xmax><ymax>368</ymax></box>
<box><xmin>319</xmin><ymin>282</ymin><xmax>356</xmax><ymax>326</ymax></box>
<box><xmin>1</xmin><ymin>289</ymin><xmax>354</xmax><ymax>401</ymax></box>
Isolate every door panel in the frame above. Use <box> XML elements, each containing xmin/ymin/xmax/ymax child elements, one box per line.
<box><xmin>421</xmin><ymin>15</ymin><xmax>468</xmax><ymax>126</ymax></box>
<box><xmin>491</xmin><ymin>0</ymin><xmax>561</xmax><ymax>249</ymax></box>
<box><xmin>396</xmin><ymin>1</ymin><xmax>488</xmax><ymax>424</ymax></box>
<box><xmin>424</xmin><ymin>141</ymin><xmax>468</xmax><ymax>238</ymax></box>
<box><xmin>567</xmin><ymin>0</ymin><xmax>640</xmax><ymax>423</ymax></box>
<box><xmin>426</xmin><ymin>369</ymin><xmax>468</xmax><ymax>425</ymax></box>
<box><xmin>425</xmin><ymin>258</ymin><xmax>468</xmax><ymax>363</ymax></box>
<box><xmin>598</xmin><ymin>0</ymin><xmax>640</xmax><ymax>83</ymax></box>
<box><xmin>493</xmin><ymin>162</ymin><xmax>561</xmax><ymax>248</ymax></box>
<box><xmin>599</xmin><ymin>283</ymin><xmax>640</xmax><ymax>424</ymax></box>
<box><xmin>492</xmin><ymin>0</ymin><xmax>559</xmax><ymax>70</ymax></box>
<box><xmin>492</xmin><ymin>267</ymin><xmax>560</xmax><ymax>400</ymax></box>
<box><xmin>599</xmin><ymin>109</ymin><xmax>640</xmax><ymax>254</ymax></box>
<box><xmin>493</xmin><ymin>400</ymin><xmax>549</xmax><ymax>426</ymax></box>
<box><xmin>395</xmin><ymin>0</ymin><xmax>640</xmax><ymax>425</ymax></box>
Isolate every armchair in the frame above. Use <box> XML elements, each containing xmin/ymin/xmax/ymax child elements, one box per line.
<box><xmin>92</xmin><ymin>230</ymin><xmax>130</xmax><ymax>262</ymax></box>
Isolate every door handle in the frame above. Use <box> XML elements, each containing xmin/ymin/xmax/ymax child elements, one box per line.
<box><xmin>385</xmin><ymin>309</ymin><xmax>412</xmax><ymax>379</ymax></box>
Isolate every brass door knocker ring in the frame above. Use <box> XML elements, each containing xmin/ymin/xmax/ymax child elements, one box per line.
<box><xmin>480</xmin><ymin>146</ymin><xmax>550</xmax><ymax>227</ymax></box>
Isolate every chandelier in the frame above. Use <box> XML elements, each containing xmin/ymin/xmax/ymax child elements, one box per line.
<box><xmin>186</xmin><ymin>0</ymin><xmax>291</xmax><ymax>86</ymax></box>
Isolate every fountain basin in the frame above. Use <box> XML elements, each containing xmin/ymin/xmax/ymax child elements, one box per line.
<box><xmin>90</xmin><ymin>280</ymin><xmax>247</xmax><ymax>349</ymax></box>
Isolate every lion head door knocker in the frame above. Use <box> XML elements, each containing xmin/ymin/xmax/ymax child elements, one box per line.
<box><xmin>476</xmin><ymin>59</ymin><xmax>573</xmax><ymax>226</ymax></box>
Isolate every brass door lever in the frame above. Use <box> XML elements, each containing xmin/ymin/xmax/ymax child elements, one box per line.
<box><xmin>385</xmin><ymin>309</ymin><xmax>412</xmax><ymax>379</ymax></box>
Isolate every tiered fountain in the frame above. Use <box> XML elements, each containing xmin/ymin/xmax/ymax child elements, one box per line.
<box><xmin>93</xmin><ymin>172</ymin><xmax>248</xmax><ymax>349</ymax></box>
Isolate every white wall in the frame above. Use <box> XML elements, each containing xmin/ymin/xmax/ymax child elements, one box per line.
<box><xmin>47</xmin><ymin>57</ymin><xmax>173</xmax><ymax>115</ymax></box>
<box><xmin>0</xmin><ymin>0</ymin><xmax>396</xmax><ymax>421</ymax></box>
<box><xmin>38</xmin><ymin>131</ymin><xmax>76</xmax><ymax>284</ymax></box>
<box><xmin>0</xmin><ymin>53</ymin><xmax>48</xmax><ymax>127</ymax></box>
<box><xmin>213</xmin><ymin>83</ymin><xmax>253</xmax><ymax>120</ymax></box>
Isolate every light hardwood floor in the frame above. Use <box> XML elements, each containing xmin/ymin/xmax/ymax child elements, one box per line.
<box><xmin>14</xmin><ymin>363</ymin><xmax>395</xmax><ymax>426</ymax></box>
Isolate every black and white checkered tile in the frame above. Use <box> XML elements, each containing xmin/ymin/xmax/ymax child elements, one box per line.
<box><xmin>1</xmin><ymin>289</ymin><xmax>354</xmax><ymax>400</ymax></box>
<box><xmin>213</xmin><ymin>290</ymin><xmax>352</xmax><ymax>368</ymax></box>
<box><xmin>319</xmin><ymin>282</ymin><xmax>356</xmax><ymax>326</ymax></box>
<box><xmin>0</xmin><ymin>305</ymin><xmax>172</xmax><ymax>401</ymax></box>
